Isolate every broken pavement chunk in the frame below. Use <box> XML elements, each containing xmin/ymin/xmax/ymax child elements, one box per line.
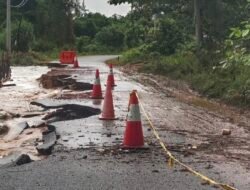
<box><xmin>16</xmin><ymin>154</ymin><xmax>33</xmax><ymax>166</ymax></box>
<box><xmin>36</xmin><ymin>127</ymin><xmax>57</xmax><ymax>155</ymax></box>
<box><xmin>29</xmin><ymin>120</ymin><xmax>46</xmax><ymax>128</ymax></box>
<box><xmin>4</xmin><ymin>121</ymin><xmax>29</xmax><ymax>141</ymax></box>
<box><xmin>0</xmin><ymin>152</ymin><xmax>32</xmax><ymax>168</ymax></box>
<box><xmin>0</xmin><ymin>124</ymin><xmax>9</xmax><ymax>135</ymax></box>
<box><xmin>222</xmin><ymin>129</ymin><xmax>231</xmax><ymax>136</ymax></box>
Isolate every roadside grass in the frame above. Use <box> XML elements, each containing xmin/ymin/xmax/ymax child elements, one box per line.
<box><xmin>110</xmin><ymin>48</ymin><xmax>250</xmax><ymax>108</ymax></box>
<box><xmin>10</xmin><ymin>51</ymin><xmax>50</xmax><ymax>66</ymax></box>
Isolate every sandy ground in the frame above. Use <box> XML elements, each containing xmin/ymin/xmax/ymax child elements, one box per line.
<box><xmin>0</xmin><ymin>56</ymin><xmax>249</xmax><ymax>190</ymax></box>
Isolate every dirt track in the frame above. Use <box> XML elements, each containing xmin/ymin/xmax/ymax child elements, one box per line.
<box><xmin>0</xmin><ymin>56</ymin><xmax>249</xmax><ymax>190</ymax></box>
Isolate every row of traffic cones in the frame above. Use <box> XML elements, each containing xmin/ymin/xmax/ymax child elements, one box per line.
<box><xmin>91</xmin><ymin>64</ymin><xmax>144</xmax><ymax>148</ymax></box>
<box><xmin>91</xmin><ymin>64</ymin><xmax>115</xmax><ymax>99</ymax></box>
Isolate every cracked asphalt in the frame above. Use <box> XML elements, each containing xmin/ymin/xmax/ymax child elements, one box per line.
<box><xmin>0</xmin><ymin>55</ymin><xmax>249</xmax><ymax>190</ymax></box>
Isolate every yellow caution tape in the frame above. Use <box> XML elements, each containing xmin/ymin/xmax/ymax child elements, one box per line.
<box><xmin>168</xmin><ymin>157</ymin><xmax>175</xmax><ymax>168</ymax></box>
<box><xmin>136</xmin><ymin>93</ymin><xmax>238</xmax><ymax>190</ymax></box>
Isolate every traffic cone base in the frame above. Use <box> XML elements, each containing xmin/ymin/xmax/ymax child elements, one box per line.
<box><xmin>122</xmin><ymin>90</ymin><xmax>145</xmax><ymax>149</ymax></box>
<box><xmin>122</xmin><ymin>121</ymin><xmax>144</xmax><ymax>148</ymax></box>
<box><xmin>90</xmin><ymin>70</ymin><xmax>103</xmax><ymax>99</ymax></box>
<box><xmin>73</xmin><ymin>59</ymin><xmax>79</xmax><ymax>68</ymax></box>
<box><xmin>104</xmin><ymin>84</ymin><xmax>117</xmax><ymax>87</ymax></box>
<box><xmin>99</xmin><ymin>115</ymin><xmax>118</xmax><ymax>120</ymax></box>
<box><xmin>92</xmin><ymin>99</ymin><xmax>102</xmax><ymax>106</ymax></box>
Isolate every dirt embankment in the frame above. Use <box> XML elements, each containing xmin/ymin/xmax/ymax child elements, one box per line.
<box><xmin>117</xmin><ymin>62</ymin><xmax>250</xmax><ymax>129</ymax></box>
<box><xmin>112</xmin><ymin>62</ymin><xmax>250</xmax><ymax>170</ymax></box>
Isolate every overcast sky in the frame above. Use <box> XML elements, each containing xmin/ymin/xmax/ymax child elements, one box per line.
<box><xmin>84</xmin><ymin>0</ymin><xmax>131</xmax><ymax>17</ymax></box>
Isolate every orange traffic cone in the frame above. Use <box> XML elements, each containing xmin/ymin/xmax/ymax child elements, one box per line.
<box><xmin>73</xmin><ymin>57</ymin><xmax>79</xmax><ymax>68</ymax></box>
<box><xmin>91</xmin><ymin>69</ymin><xmax>103</xmax><ymax>99</ymax></box>
<box><xmin>123</xmin><ymin>90</ymin><xmax>144</xmax><ymax>148</ymax></box>
<box><xmin>99</xmin><ymin>80</ymin><xmax>116</xmax><ymax>120</ymax></box>
<box><xmin>106</xmin><ymin>64</ymin><xmax>116</xmax><ymax>87</ymax></box>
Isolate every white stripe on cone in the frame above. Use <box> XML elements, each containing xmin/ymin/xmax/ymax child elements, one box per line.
<box><xmin>94</xmin><ymin>78</ymin><xmax>101</xmax><ymax>85</ymax></box>
<box><xmin>127</xmin><ymin>104</ymin><xmax>141</xmax><ymax>122</ymax></box>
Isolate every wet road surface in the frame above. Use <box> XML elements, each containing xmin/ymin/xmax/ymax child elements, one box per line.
<box><xmin>0</xmin><ymin>55</ymin><xmax>249</xmax><ymax>190</ymax></box>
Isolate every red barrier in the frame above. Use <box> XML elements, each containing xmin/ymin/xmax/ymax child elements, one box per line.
<box><xmin>59</xmin><ymin>51</ymin><xmax>76</xmax><ymax>64</ymax></box>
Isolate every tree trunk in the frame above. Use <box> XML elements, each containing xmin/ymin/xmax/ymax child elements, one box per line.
<box><xmin>194</xmin><ymin>0</ymin><xmax>202</xmax><ymax>47</ymax></box>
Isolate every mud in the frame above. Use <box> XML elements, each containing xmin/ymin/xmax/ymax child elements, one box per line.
<box><xmin>47</xmin><ymin>62</ymin><xmax>68</xmax><ymax>68</ymax></box>
<box><xmin>39</xmin><ymin>67</ymin><xmax>95</xmax><ymax>89</ymax></box>
<box><xmin>40</xmin><ymin>74</ymin><xmax>71</xmax><ymax>89</ymax></box>
<box><xmin>119</xmin><ymin>64</ymin><xmax>250</xmax><ymax>168</ymax></box>
<box><xmin>40</xmin><ymin>73</ymin><xmax>93</xmax><ymax>90</ymax></box>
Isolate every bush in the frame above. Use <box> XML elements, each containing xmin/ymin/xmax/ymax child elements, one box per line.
<box><xmin>76</xmin><ymin>36</ymin><xmax>92</xmax><ymax>52</ymax></box>
<box><xmin>121</xmin><ymin>44</ymin><xmax>154</xmax><ymax>63</ymax></box>
<box><xmin>11</xmin><ymin>52</ymin><xmax>42</xmax><ymax>66</ymax></box>
<box><xmin>32</xmin><ymin>39</ymin><xmax>56</xmax><ymax>52</ymax></box>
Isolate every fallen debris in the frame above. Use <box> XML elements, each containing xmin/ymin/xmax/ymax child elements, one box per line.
<box><xmin>4</xmin><ymin>121</ymin><xmax>29</xmax><ymax>141</ymax></box>
<box><xmin>1</xmin><ymin>84</ymin><xmax>16</xmax><ymax>87</ymax></box>
<box><xmin>16</xmin><ymin>154</ymin><xmax>33</xmax><ymax>166</ymax></box>
<box><xmin>0</xmin><ymin>110</ymin><xmax>17</xmax><ymax>120</ymax></box>
<box><xmin>0</xmin><ymin>152</ymin><xmax>32</xmax><ymax>168</ymax></box>
<box><xmin>222</xmin><ymin>129</ymin><xmax>231</xmax><ymax>136</ymax></box>
<box><xmin>36</xmin><ymin>126</ymin><xmax>57</xmax><ymax>155</ymax></box>
<box><xmin>21</xmin><ymin>112</ymin><xmax>45</xmax><ymax>118</ymax></box>
<box><xmin>0</xmin><ymin>124</ymin><xmax>9</xmax><ymax>135</ymax></box>
<box><xmin>152</xmin><ymin>169</ymin><xmax>160</xmax><ymax>173</ymax></box>
<box><xmin>29</xmin><ymin>120</ymin><xmax>46</xmax><ymax>128</ymax></box>
<box><xmin>47</xmin><ymin>63</ymin><xmax>68</xmax><ymax>68</ymax></box>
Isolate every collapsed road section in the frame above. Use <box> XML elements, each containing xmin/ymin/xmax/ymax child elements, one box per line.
<box><xmin>0</xmin><ymin>63</ymin><xmax>103</xmax><ymax>166</ymax></box>
<box><xmin>0</xmin><ymin>55</ymin><xmax>249</xmax><ymax>190</ymax></box>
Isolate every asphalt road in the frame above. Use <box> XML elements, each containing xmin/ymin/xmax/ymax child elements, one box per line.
<box><xmin>0</xmin><ymin>55</ymin><xmax>249</xmax><ymax>190</ymax></box>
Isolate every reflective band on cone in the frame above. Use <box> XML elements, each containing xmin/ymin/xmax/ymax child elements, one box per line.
<box><xmin>123</xmin><ymin>90</ymin><xmax>144</xmax><ymax>148</ymax></box>
<box><xmin>106</xmin><ymin>64</ymin><xmax>116</xmax><ymax>87</ymax></box>
<box><xmin>91</xmin><ymin>69</ymin><xmax>103</xmax><ymax>99</ymax></box>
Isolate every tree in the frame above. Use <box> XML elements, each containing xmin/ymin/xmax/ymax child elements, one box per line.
<box><xmin>12</xmin><ymin>19</ymin><xmax>34</xmax><ymax>52</ymax></box>
<box><xmin>95</xmin><ymin>25</ymin><xmax>125</xmax><ymax>48</ymax></box>
<box><xmin>194</xmin><ymin>0</ymin><xmax>202</xmax><ymax>47</ymax></box>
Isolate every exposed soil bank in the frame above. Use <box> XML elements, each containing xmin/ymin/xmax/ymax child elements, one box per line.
<box><xmin>39</xmin><ymin>74</ymin><xmax>93</xmax><ymax>90</ymax></box>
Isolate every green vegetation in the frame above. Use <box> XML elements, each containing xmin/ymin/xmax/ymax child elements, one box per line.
<box><xmin>109</xmin><ymin>0</ymin><xmax>250</xmax><ymax>107</ymax></box>
<box><xmin>0</xmin><ymin>0</ymin><xmax>250</xmax><ymax>106</ymax></box>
